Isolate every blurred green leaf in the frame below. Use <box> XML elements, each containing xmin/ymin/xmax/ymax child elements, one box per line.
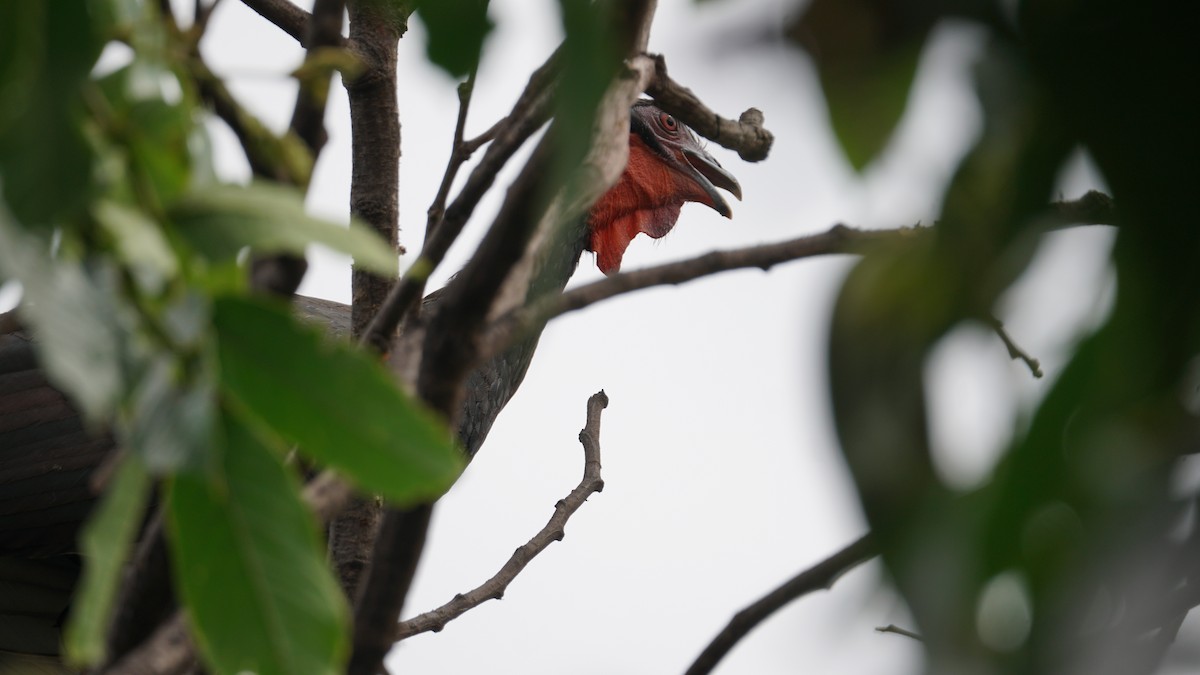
<box><xmin>820</xmin><ymin>44</ymin><xmax>922</xmax><ymax>171</ymax></box>
<box><xmin>0</xmin><ymin>1</ymin><xmax>101</xmax><ymax>227</ymax></box>
<box><xmin>126</xmin><ymin>354</ymin><xmax>216</xmax><ymax>473</ymax></box>
<box><xmin>412</xmin><ymin>0</ymin><xmax>493</xmax><ymax>78</ymax></box>
<box><xmin>64</xmin><ymin>456</ymin><xmax>152</xmax><ymax>666</ymax></box>
<box><xmin>95</xmin><ymin>199</ymin><xmax>179</xmax><ymax>291</ymax></box>
<box><xmin>167</xmin><ymin>408</ymin><xmax>347</xmax><ymax>675</ymax></box>
<box><xmin>790</xmin><ymin>0</ymin><xmax>929</xmax><ymax>170</ymax></box>
<box><xmin>170</xmin><ymin>183</ymin><xmax>397</xmax><ymax>276</ymax></box>
<box><xmin>213</xmin><ymin>296</ymin><xmax>463</xmax><ymax>504</ymax></box>
<box><xmin>94</xmin><ymin>61</ymin><xmax>196</xmax><ymax>209</ymax></box>
<box><xmin>0</xmin><ymin>206</ymin><xmax>128</xmax><ymax>421</ymax></box>
<box><xmin>555</xmin><ymin>0</ymin><xmax>623</xmax><ymax>172</ymax></box>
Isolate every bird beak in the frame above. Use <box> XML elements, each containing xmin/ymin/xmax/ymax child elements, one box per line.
<box><xmin>682</xmin><ymin>147</ymin><xmax>743</xmax><ymax>218</ymax></box>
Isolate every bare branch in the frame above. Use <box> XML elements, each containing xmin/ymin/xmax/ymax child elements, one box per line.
<box><xmin>987</xmin><ymin>317</ymin><xmax>1044</xmax><ymax>378</ymax></box>
<box><xmin>394</xmin><ymin>391</ymin><xmax>609</xmax><ymax>640</ymax></box>
<box><xmin>358</xmin><ymin>48</ymin><xmax>558</xmax><ymax>354</ymax></box>
<box><xmin>685</xmin><ymin>534</ymin><xmax>877</xmax><ymax>675</ymax></box>
<box><xmin>239</xmin><ymin>0</ymin><xmax>317</xmax><ymax>46</ymax></box>
<box><xmin>646</xmin><ymin>54</ymin><xmax>774</xmax><ymax>162</ymax></box>
<box><xmin>424</xmin><ymin>71</ymin><xmax>479</xmax><ymax>249</ymax></box>
<box><xmin>484</xmin><ymin>224</ymin><xmax>923</xmax><ymax>359</ymax></box>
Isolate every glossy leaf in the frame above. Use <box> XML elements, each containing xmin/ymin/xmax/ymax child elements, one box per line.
<box><xmin>213</xmin><ymin>296</ymin><xmax>462</xmax><ymax>503</ymax></box>
<box><xmin>167</xmin><ymin>409</ymin><xmax>347</xmax><ymax>675</ymax></box>
<box><xmin>170</xmin><ymin>183</ymin><xmax>397</xmax><ymax>276</ymax></box>
<box><xmin>64</xmin><ymin>456</ymin><xmax>152</xmax><ymax>666</ymax></box>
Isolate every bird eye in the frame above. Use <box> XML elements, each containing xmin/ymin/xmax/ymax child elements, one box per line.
<box><xmin>659</xmin><ymin>112</ymin><xmax>678</xmax><ymax>132</ymax></box>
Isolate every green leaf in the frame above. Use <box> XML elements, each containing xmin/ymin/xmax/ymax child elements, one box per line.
<box><xmin>170</xmin><ymin>183</ymin><xmax>397</xmax><ymax>276</ymax></box>
<box><xmin>64</xmin><ymin>456</ymin><xmax>152</xmax><ymax>666</ymax></box>
<box><xmin>790</xmin><ymin>0</ymin><xmax>927</xmax><ymax>170</ymax></box>
<box><xmin>413</xmin><ymin>0</ymin><xmax>493</xmax><ymax>78</ymax></box>
<box><xmin>0</xmin><ymin>0</ymin><xmax>101</xmax><ymax>227</ymax></box>
<box><xmin>820</xmin><ymin>44</ymin><xmax>922</xmax><ymax>171</ymax></box>
<box><xmin>125</xmin><ymin>354</ymin><xmax>217</xmax><ymax>473</ymax></box>
<box><xmin>167</xmin><ymin>408</ymin><xmax>347</xmax><ymax>675</ymax></box>
<box><xmin>0</xmin><ymin>206</ymin><xmax>127</xmax><ymax>420</ymax></box>
<box><xmin>213</xmin><ymin>296</ymin><xmax>462</xmax><ymax>503</ymax></box>
<box><xmin>556</xmin><ymin>0</ymin><xmax>623</xmax><ymax>172</ymax></box>
<box><xmin>95</xmin><ymin>199</ymin><xmax>179</xmax><ymax>291</ymax></box>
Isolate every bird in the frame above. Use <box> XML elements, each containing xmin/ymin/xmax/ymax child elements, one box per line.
<box><xmin>0</xmin><ymin>100</ymin><xmax>741</xmax><ymax>664</ymax></box>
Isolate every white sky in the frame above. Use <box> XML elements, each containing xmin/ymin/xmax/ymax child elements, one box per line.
<box><xmin>40</xmin><ymin>0</ymin><xmax>1131</xmax><ymax>672</ymax></box>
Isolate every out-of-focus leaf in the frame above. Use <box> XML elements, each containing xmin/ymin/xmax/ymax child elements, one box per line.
<box><xmin>412</xmin><ymin>0</ymin><xmax>493</xmax><ymax>78</ymax></box>
<box><xmin>64</xmin><ymin>456</ymin><xmax>152</xmax><ymax>666</ymax></box>
<box><xmin>95</xmin><ymin>62</ymin><xmax>196</xmax><ymax>208</ymax></box>
<box><xmin>170</xmin><ymin>183</ymin><xmax>397</xmax><ymax>276</ymax></box>
<box><xmin>213</xmin><ymin>296</ymin><xmax>462</xmax><ymax>504</ymax></box>
<box><xmin>94</xmin><ymin>199</ymin><xmax>178</xmax><ymax>291</ymax></box>
<box><xmin>555</xmin><ymin>0</ymin><xmax>623</xmax><ymax>172</ymax></box>
<box><xmin>789</xmin><ymin>0</ymin><xmax>929</xmax><ymax>170</ymax></box>
<box><xmin>167</xmin><ymin>408</ymin><xmax>347</xmax><ymax>675</ymax></box>
<box><xmin>0</xmin><ymin>206</ymin><xmax>127</xmax><ymax>420</ymax></box>
<box><xmin>0</xmin><ymin>1</ymin><xmax>101</xmax><ymax>227</ymax></box>
<box><xmin>126</xmin><ymin>354</ymin><xmax>216</xmax><ymax>473</ymax></box>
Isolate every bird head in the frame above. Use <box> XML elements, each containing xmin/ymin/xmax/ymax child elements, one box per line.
<box><xmin>585</xmin><ymin>101</ymin><xmax>742</xmax><ymax>275</ymax></box>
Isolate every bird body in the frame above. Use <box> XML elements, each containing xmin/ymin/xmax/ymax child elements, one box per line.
<box><xmin>0</xmin><ymin>102</ymin><xmax>741</xmax><ymax>657</ymax></box>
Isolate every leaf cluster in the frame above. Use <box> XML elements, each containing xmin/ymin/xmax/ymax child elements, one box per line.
<box><xmin>0</xmin><ymin>2</ymin><xmax>461</xmax><ymax>672</ymax></box>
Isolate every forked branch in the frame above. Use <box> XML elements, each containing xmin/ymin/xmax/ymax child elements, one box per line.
<box><xmin>393</xmin><ymin>391</ymin><xmax>609</xmax><ymax>640</ymax></box>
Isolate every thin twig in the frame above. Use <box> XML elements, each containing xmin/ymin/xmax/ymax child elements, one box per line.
<box><xmin>424</xmin><ymin>70</ymin><xmax>479</xmax><ymax>249</ymax></box>
<box><xmin>394</xmin><ymin>391</ymin><xmax>609</xmax><ymax>640</ymax></box>
<box><xmin>875</xmin><ymin>624</ymin><xmax>924</xmax><ymax>641</ymax></box>
<box><xmin>685</xmin><ymin>534</ymin><xmax>877</xmax><ymax>675</ymax></box>
<box><xmin>987</xmin><ymin>317</ymin><xmax>1043</xmax><ymax>378</ymax></box>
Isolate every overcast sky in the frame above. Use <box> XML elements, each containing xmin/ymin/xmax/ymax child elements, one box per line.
<box><xmin>88</xmin><ymin>0</ymin><xmax>1122</xmax><ymax>672</ymax></box>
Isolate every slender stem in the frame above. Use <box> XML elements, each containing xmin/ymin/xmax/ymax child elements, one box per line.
<box><xmin>685</xmin><ymin>535</ymin><xmax>877</xmax><ymax>675</ymax></box>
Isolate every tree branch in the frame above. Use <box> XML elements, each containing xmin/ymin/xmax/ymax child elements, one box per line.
<box><xmin>986</xmin><ymin>317</ymin><xmax>1043</xmax><ymax>378</ymax></box>
<box><xmin>394</xmin><ymin>390</ymin><xmax>609</xmax><ymax>640</ymax></box>
<box><xmin>239</xmin><ymin>0</ymin><xmax>317</xmax><ymax>46</ymax></box>
<box><xmin>484</xmin><ymin>224</ymin><xmax>923</xmax><ymax>359</ymax></box>
<box><xmin>685</xmin><ymin>534</ymin><xmax>877</xmax><ymax>675</ymax></box>
<box><xmin>646</xmin><ymin>54</ymin><xmax>774</xmax><ymax>162</ymax></box>
<box><xmin>359</xmin><ymin>49</ymin><xmax>559</xmax><ymax>355</ymax></box>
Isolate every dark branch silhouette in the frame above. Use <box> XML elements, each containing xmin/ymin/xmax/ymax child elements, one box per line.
<box><xmin>685</xmin><ymin>535</ymin><xmax>877</xmax><ymax>675</ymax></box>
